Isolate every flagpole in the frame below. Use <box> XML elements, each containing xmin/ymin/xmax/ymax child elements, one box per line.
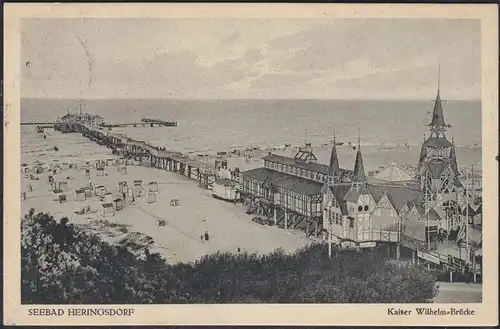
<box><xmin>465</xmin><ymin>170</ymin><xmax>469</xmax><ymax>265</ymax></box>
<box><xmin>427</xmin><ymin>205</ymin><xmax>431</xmax><ymax>250</ymax></box>
<box><xmin>328</xmin><ymin>217</ymin><xmax>332</xmax><ymax>259</ymax></box>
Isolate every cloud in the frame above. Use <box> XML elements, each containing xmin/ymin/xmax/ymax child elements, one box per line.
<box><xmin>21</xmin><ymin>18</ymin><xmax>481</xmax><ymax>99</ymax></box>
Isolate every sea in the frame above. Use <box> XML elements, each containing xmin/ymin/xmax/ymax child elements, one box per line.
<box><xmin>21</xmin><ymin>98</ymin><xmax>483</xmax><ymax>171</ymax></box>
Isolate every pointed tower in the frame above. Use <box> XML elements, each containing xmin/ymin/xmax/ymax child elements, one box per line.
<box><xmin>417</xmin><ymin>76</ymin><xmax>462</xmax><ymax>232</ymax></box>
<box><xmin>450</xmin><ymin>138</ymin><xmax>460</xmax><ymax>176</ymax></box>
<box><xmin>418</xmin><ymin>134</ymin><xmax>427</xmax><ymax>167</ymax></box>
<box><xmin>352</xmin><ymin>136</ymin><xmax>366</xmax><ymax>182</ymax></box>
<box><xmin>428</xmin><ymin>90</ymin><xmax>449</xmax><ymax>138</ymax></box>
<box><xmin>327</xmin><ymin>128</ymin><xmax>342</xmax><ymax>187</ymax></box>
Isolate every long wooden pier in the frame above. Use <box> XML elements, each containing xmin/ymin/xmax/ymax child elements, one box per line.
<box><xmin>141</xmin><ymin>118</ymin><xmax>178</xmax><ymax>127</ymax></box>
<box><xmin>102</xmin><ymin>122</ymin><xmax>176</xmax><ymax>128</ymax></box>
<box><xmin>21</xmin><ymin>122</ymin><xmax>55</xmax><ymax>126</ymax></box>
<box><xmin>76</xmin><ymin>123</ymin><xmax>218</xmax><ymax>188</ymax></box>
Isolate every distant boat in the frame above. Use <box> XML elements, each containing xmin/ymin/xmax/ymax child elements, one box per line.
<box><xmin>335</xmin><ymin>142</ymin><xmax>344</xmax><ymax>146</ymax></box>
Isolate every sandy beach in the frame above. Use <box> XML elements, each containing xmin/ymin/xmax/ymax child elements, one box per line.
<box><xmin>21</xmin><ymin>124</ymin><xmax>482</xmax><ymax>263</ymax></box>
<box><xmin>21</xmin><ymin>128</ymin><xmax>312</xmax><ymax>264</ymax></box>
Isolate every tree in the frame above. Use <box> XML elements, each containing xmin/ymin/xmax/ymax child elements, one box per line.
<box><xmin>22</xmin><ymin>210</ymin><xmax>438</xmax><ymax>304</ymax></box>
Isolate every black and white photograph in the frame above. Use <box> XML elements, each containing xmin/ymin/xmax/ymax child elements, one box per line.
<box><xmin>3</xmin><ymin>3</ymin><xmax>498</xmax><ymax>326</ymax></box>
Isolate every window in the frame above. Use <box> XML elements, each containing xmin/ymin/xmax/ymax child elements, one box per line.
<box><xmin>335</xmin><ymin>213</ymin><xmax>341</xmax><ymax>225</ymax></box>
<box><xmin>358</xmin><ymin>205</ymin><xmax>363</xmax><ymax>212</ymax></box>
<box><xmin>364</xmin><ymin>205</ymin><xmax>369</xmax><ymax>212</ymax></box>
<box><xmin>349</xmin><ymin>218</ymin><xmax>354</xmax><ymax>228</ymax></box>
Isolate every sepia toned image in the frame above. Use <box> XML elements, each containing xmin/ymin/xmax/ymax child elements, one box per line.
<box><xmin>3</xmin><ymin>3</ymin><xmax>498</xmax><ymax>326</ymax></box>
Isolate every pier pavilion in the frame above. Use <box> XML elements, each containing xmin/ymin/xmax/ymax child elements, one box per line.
<box><xmin>321</xmin><ymin>88</ymin><xmax>482</xmax><ymax>274</ymax></box>
<box><xmin>240</xmin><ymin>143</ymin><xmax>353</xmax><ymax>237</ymax></box>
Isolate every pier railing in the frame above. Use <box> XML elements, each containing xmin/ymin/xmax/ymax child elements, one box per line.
<box><xmin>78</xmin><ymin>123</ymin><xmax>216</xmax><ymax>175</ymax></box>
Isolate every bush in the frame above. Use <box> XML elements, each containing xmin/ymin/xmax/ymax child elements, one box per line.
<box><xmin>21</xmin><ymin>209</ymin><xmax>438</xmax><ymax>304</ymax></box>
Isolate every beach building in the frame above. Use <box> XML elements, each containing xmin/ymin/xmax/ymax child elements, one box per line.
<box><xmin>75</xmin><ymin>189</ymin><xmax>86</xmax><ymax>201</ymax></box>
<box><xmin>101</xmin><ymin>203</ymin><xmax>115</xmax><ymax>217</ymax></box>
<box><xmin>416</xmin><ymin>88</ymin><xmax>462</xmax><ymax>233</ymax></box>
<box><xmin>149</xmin><ymin>181</ymin><xmax>158</xmax><ymax>192</ymax></box>
<box><xmin>212</xmin><ymin>178</ymin><xmax>239</xmax><ymax>202</ymax></box>
<box><xmin>322</xmin><ymin>89</ymin><xmax>482</xmax><ymax>274</ymax></box>
<box><xmin>119</xmin><ymin>181</ymin><xmax>128</xmax><ymax>193</ymax></box>
<box><xmin>240</xmin><ymin>87</ymin><xmax>482</xmax><ymax>274</ymax></box>
<box><xmin>322</xmin><ymin>135</ymin><xmax>425</xmax><ymax>249</ymax></box>
<box><xmin>113</xmin><ymin>198</ymin><xmax>124</xmax><ymax>211</ymax></box>
<box><xmin>241</xmin><ymin>143</ymin><xmax>353</xmax><ymax>237</ymax></box>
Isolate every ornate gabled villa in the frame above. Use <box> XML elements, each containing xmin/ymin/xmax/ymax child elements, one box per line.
<box><xmin>241</xmin><ymin>89</ymin><xmax>482</xmax><ymax>273</ymax></box>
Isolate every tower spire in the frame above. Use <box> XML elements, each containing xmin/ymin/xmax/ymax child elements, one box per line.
<box><xmin>429</xmin><ymin>65</ymin><xmax>447</xmax><ymax>135</ymax></box>
<box><xmin>328</xmin><ymin>126</ymin><xmax>340</xmax><ymax>178</ymax></box>
<box><xmin>353</xmin><ymin>129</ymin><xmax>366</xmax><ymax>182</ymax></box>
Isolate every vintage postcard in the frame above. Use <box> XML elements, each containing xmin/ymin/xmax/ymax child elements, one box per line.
<box><xmin>3</xmin><ymin>3</ymin><xmax>498</xmax><ymax>326</ymax></box>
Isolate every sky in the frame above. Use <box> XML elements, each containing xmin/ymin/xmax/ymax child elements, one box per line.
<box><xmin>21</xmin><ymin>18</ymin><xmax>481</xmax><ymax>100</ymax></box>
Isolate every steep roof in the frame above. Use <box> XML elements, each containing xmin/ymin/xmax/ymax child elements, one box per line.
<box><xmin>330</xmin><ymin>185</ymin><xmax>350</xmax><ymax>215</ymax></box>
<box><xmin>374</xmin><ymin>163</ymin><xmax>413</xmax><ymax>182</ymax></box>
<box><xmin>426</xmin><ymin>162</ymin><xmax>447</xmax><ymax>179</ymax></box>
<box><xmin>274</xmin><ymin>175</ymin><xmax>323</xmax><ymax>196</ymax></box>
<box><xmin>449</xmin><ymin>146</ymin><xmax>460</xmax><ymax>175</ymax></box>
<box><xmin>430</xmin><ymin>90</ymin><xmax>446</xmax><ymax>126</ymax></box>
<box><xmin>327</xmin><ymin>144</ymin><xmax>340</xmax><ymax>176</ymax></box>
<box><xmin>423</xmin><ymin>137</ymin><xmax>453</xmax><ymax>148</ymax></box>
<box><xmin>460</xmin><ymin>204</ymin><xmax>476</xmax><ymax>216</ymax></box>
<box><xmin>368</xmin><ymin>184</ymin><xmax>423</xmax><ymax>212</ymax></box>
<box><xmin>427</xmin><ymin>207</ymin><xmax>442</xmax><ymax>221</ymax></box>
<box><xmin>352</xmin><ymin>150</ymin><xmax>367</xmax><ymax>182</ymax></box>
<box><xmin>418</xmin><ymin>144</ymin><xmax>427</xmax><ymax>164</ymax></box>
<box><xmin>344</xmin><ymin>184</ymin><xmax>371</xmax><ymax>203</ymax></box>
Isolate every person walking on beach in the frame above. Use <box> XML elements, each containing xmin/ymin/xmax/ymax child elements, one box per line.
<box><xmin>204</xmin><ymin>230</ymin><xmax>209</xmax><ymax>241</ymax></box>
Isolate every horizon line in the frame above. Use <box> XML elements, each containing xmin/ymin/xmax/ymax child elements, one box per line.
<box><xmin>21</xmin><ymin>96</ymin><xmax>482</xmax><ymax>102</ymax></box>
